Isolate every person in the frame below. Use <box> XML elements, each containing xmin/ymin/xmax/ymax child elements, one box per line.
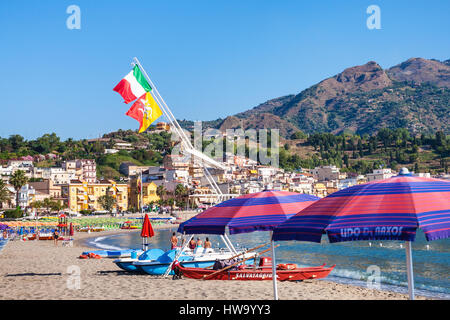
<box><xmin>53</xmin><ymin>229</ymin><xmax>59</xmax><ymax>246</ymax></box>
<box><xmin>204</xmin><ymin>237</ymin><xmax>211</xmax><ymax>249</ymax></box>
<box><xmin>170</xmin><ymin>232</ymin><xmax>178</xmax><ymax>249</ymax></box>
<box><xmin>189</xmin><ymin>238</ymin><xmax>196</xmax><ymax>250</ymax></box>
<box><xmin>196</xmin><ymin>237</ymin><xmax>203</xmax><ymax>247</ymax></box>
<box><xmin>2</xmin><ymin>230</ymin><xmax>7</xmax><ymax>239</ymax></box>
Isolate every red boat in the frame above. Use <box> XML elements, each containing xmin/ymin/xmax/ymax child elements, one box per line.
<box><xmin>175</xmin><ymin>257</ymin><xmax>335</xmax><ymax>281</ymax></box>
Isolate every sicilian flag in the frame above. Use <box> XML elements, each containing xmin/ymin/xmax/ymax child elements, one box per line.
<box><xmin>137</xmin><ymin>176</ymin><xmax>142</xmax><ymax>194</ymax></box>
<box><xmin>113</xmin><ymin>65</ymin><xmax>152</xmax><ymax>104</ymax></box>
<box><xmin>126</xmin><ymin>92</ymin><xmax>163</xmax><ymax>133</ymax></box>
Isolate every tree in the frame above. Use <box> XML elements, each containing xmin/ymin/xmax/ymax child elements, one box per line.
<box><xmin>156</xmin><ymin>185</ymin><xmax>167</xmax><ymax>201</ymax></box>
<box><xmin>9</xmin><ymin>170</ymin><xmax>28</xmax><ymax>208</ymax></box>
<box><xmin>98</xmin><ymin>188</ymin><xmax>117</xmax><ymax>214</ymax></box>
<box><xmin>30</xmin><ymin>200</ymin><xmax>43</xmax><ymax>213</ymax></box>
<box><xmin>0</xmin><ymin>180</ymin><xmax>11</xmax><ymax>207</ymax></box>
<box><xmin>291</xmin><ymin>131</ymin><xmax>307</xmax><ymax>140</ymax></box>
<box><xmin>42</xmin><ymin>198</ymin><xmax>53</xmax><ymax>214</ymax></box>
<box><xmin>175</xmin><ymin>184</ymin><xmax>189</xmax><ymax>208</ymax></box>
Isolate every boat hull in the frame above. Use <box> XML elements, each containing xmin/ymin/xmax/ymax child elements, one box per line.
<box><xmin>136</xmin><ymin>259</ymin><xmax>215</xmax><ymax>275</ymax></box>
<box><xmin>136</xmin><ymin>258</ymin><xmax>255</xmax><ymax>276</ymax></box>
<box><xmin>114</xmin><ymin>258</ymin><xmax>142</xmax><ymax>273</ymax></box>
<box><xmin>177</xmin><ymin>264</ymin><xmax>335</xmax><ymax>281</ymax></box>
<box><xmin>81</xmin><ymin>249</ymin><xmax>142</xmax><ymax>258</ymax></box>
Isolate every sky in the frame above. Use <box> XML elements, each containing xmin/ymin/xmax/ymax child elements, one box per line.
<box><xmin>0</xmin><ymin>0</ymin><xmax>449</xmax><ymax>141</ymax></box>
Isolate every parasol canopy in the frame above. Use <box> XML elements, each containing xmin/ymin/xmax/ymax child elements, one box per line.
<box><xmin>69</xmin><ymin>223</ymin><xmax>74</xmax><ymax>236</ymax></box>
<box><xmin>0</xmin><ymin>223</ymin><xmax>10</xmax><ymax>230</ymax></box>
<box><xmin>140</xmin><ymin>214</ymin><xmax>155</xmax><ymax>238</ymax></box>
<box><xmin>273</xmin><ymin>173</ymin><xmax>450</xmax><ymax>243</ymax></box>
<box><xmin>272</xmin><ymin>169</ymin><xmax>450</xmax><ymax>300</ymax></box>
<box><xmin>178</xmin><ymin>190</ymin><xmax>319</xmax><ymax>235</ymax></box>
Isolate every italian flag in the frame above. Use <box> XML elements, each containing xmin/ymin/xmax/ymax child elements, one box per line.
<box><xmin>113</xmin><ymin>65</ymin><xmax>152</xmax><ymax>104</ymax></box>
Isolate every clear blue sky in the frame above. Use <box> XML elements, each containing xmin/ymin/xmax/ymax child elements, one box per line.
<box><xmin>0</xmin><ymin>0</ymin><xmax>449</xmax><ymax>140</ymax></box>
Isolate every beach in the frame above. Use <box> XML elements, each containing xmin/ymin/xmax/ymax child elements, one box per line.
<box><xmin>0</xmin><ymin>216</ymin><xmax>431</xmax><ymax>301</ymax></box>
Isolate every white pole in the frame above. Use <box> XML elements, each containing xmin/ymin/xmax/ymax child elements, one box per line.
<box><xmin>405</xmin><ymin>241</ymin><xmax>415</xmax><ymax>300</ymax></box>
<box><xmin>140</xmin><ymin>170</ymin><xmax>143</xmax><ymax>217</ymax></box>
<box><xmin>220</xmin><ymin>235</ymin><xmax>235</xmax><ymax>254</ymax></box>
<box><xmin>132</xmin><ymin>58</ymin><xmax>227</xmax><ymax>200</ymax></box>
<box><xmin>270</xmin><ymin>231</ymin><xmax>279</xmax><ymax>300</ymax></box>
<box><xmin>223</xmin><ymin>233</ymin><xmax>238</xmax><ymax>255</ymax></box>
<box><xmin>132</xmin><ymin>57</ymin><xmax>192</xmax><ymax>150</ymax></box>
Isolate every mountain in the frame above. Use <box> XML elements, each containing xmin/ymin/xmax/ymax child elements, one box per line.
<box><xmin>190</xmin><ymin>58</ymin><xmax>450</xmax><ymax>137</ymax></box>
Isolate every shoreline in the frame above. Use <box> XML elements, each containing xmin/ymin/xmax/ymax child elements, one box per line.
<box><xmin>0</xmin><ymin>213</ymin><xmax>436</xmax><ymax>300</ymax></box>
<box><xmin>82</xmin><ymin>228</ymin><xmax>447</xmax><ymax>300</ymax></box>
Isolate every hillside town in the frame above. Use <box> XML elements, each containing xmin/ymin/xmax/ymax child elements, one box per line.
<box><xmin>1</xmin><ymin>123</ymin><xmax>446</xmax><ymax>217</ymax></box>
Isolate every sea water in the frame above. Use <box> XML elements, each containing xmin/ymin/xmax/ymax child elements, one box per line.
<box><xmin>90</xmin><ymin>228</ymin><xmax>450</xmax><ymax>299</ymax></box>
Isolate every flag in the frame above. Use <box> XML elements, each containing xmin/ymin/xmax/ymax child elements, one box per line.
<box><xmin>126</xmin><ymin>92</ymin><xmax>163</xmax><ymax>133</ymax></box>
<box><xmin>137</xmin><ymin>176</ymin><xmax>142</xmax><ymax>194</ymax></box>
<box><xmin>113</xmin><ymin>65</ymin><xmax>152</xmax><ymax>104</ymax></box>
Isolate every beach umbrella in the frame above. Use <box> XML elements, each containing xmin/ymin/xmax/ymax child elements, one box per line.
<box><xmin>69</xmin><ymin>223</ymin><xmax>74</xmax><ymax>237</ymax></box>
<box><xmin>140</xmin><ymin>213</ymin><xmax>155</xmax><ymax>250</ymax></box>
<box><xmin>273</xmin><ymin>168</ymin><xmax>450</xmax><ymax>300</ymax></box>
<box><xmin>178</xmin><ymin>190</ymin><xmax>320</xmax><ymax>298</ymax></box>
<box><xmin>0</xmin><ymin>223</ymin><xmax>9</xmax><ymax>230</ymax></box>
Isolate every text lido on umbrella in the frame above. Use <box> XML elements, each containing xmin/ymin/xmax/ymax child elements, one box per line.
<box><xmin>338</xmin><ymin>226</ymin><xmax>406</xmax><ymax>239</ymax></box>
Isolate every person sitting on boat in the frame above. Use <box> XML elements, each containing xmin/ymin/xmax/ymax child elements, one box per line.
<box><xmin>196</xmin><ymin>238</ymin><xmax>203</xmax><ymax>247</ymax></box>
<box><xmin>170</xmin><ymin>232</ymin><xmax>178</xmax><ymax>249</ymax></box>
<box><xmin>189</xmin><ymin>238</ymin><xmax>196</xmax><ymax>250</ymax></box>
<box><xmin>204</xmin><ymin>237</ymin><xmax>211</xmax><ymax>249</ymax></box>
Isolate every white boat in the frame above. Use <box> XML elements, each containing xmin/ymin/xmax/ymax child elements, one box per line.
<box><xmin>132</xmin><ymin>247</ymin><xmax>255</xmax><ymax>275</ymax></box>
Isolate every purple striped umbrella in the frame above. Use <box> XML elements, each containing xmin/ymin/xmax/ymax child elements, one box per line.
<box><xmin>178</xmin><ymin>190</ymin><xmax>319</xmax><ymax>299</ymax></box>
<box><xmin>273</xmin><ymin>169</ymin><xmax>450</xmax><ymax>299</ymax></box>
<box><xmin>178</xmin><ymin>190</ymin><xmax>319</xmax><ymax>235</ymax></box>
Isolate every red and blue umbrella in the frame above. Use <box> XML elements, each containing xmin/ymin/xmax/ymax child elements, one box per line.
<box><xmin>178</xmin><ymin>190</ymin><xmax>319</xmax><ymax>235</ymax></box>
<box><xmin>273</xmin><ymin>169</ymin><xmax>450</xmax><ymax>299</ymax></box>
<box><xmin>178</xmin><ymin>190</ymin><xmax>319</xmax><ymax>300</ymax></box>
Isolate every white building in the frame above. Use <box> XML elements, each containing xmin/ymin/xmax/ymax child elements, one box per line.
<box><xmin>312</xmin><ymin>166</ymin><xmax>340</xmax><ymax>181</ymax></box>
<box><xmin>18</xmin><ymin>184</ymin><xmax>35</xmax><ymax>209</ymax></box>
<box><xmin>258</xmin><ymin>167</ymin><xmax>278</xmax><ymax>184</ymax></box>
<box><xmin>366</xmin><ymin>168</ymin><xmax>395</xmax><ymax>182</ymax></box>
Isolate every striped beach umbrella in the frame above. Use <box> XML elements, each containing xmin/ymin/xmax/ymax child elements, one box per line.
<box><xmin>178</xmin><ymin>190</ymin><xmax>319</xmax><ymax>235</ymax></box>
<box><xmin>273</xmin><ymin>168</ymin><xmax>450</xmax><ymax>299</ymax></box>
<box><xmin>178</xmin><ymin>190</ymin><xmax>319</xmax><ymax>299</ymax></box>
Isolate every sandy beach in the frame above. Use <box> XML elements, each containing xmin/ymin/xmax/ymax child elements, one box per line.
<box><xmin>0</xmin><ymin>214</ymin><xmax>430</xmax><ymax>300</ymax></box>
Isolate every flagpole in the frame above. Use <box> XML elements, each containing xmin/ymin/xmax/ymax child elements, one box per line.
<box><xmin>132</xmin><ymin>57</ymin><xmax>192</xmax><ymax>150</ymax></box>
<box><xmin>140</xmin><ymin>169</ymin><xmax>144</xmax><ymax>218</ymax></box>
<box><xmin>131</xmin><ymin>57</ymin><xmax>225</xmax><ymax>202</ymax></box>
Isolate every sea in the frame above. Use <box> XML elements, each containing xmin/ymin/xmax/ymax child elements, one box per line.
<box><xmin>87</xmin><ymin>227</ymin><xmax>450</xmax><ymax>299</ymax></box>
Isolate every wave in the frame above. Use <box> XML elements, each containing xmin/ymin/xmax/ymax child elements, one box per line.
<box><xmin>326</xmin><ymin>267</ymin><xmax>450</xmax><ymax>299</ymax></box>
<box><xmin>87</xmin><ymin>235</ymin><xmax>125</xmax><ymax>251</ymax></box>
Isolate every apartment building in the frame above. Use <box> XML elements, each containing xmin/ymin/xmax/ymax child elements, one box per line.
<box><xmin>63</xmin><ymin>180</ymin><xmax>128</xmax><ymax>213</ymax></box>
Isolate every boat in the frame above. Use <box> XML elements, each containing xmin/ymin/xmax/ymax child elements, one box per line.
<box><xmin>113</xmin><ymin>248</ymin><xmax>164</xmax><ymax>273</ymax></box>
<box><xmin>132</xmin><ymin>247</ymin><xmax>255</xmax><ymax>276</ymax></box>
<box><xmin>120</xmin><ymin>221</ymin><xmax>139</xmax><ymax>230</ymax></box>
<box><xmin>175</xmin><ymin>256</ymin><xmax>336</xmax><ymax>281</ymax></box>
<box><xmin>27</xmin><ymin>233</ymin><xmax>54</xmax><ymax>240</ymax></box>
<box><xmin>78</xmin><ymin>227</ymin><xmax>105</xmax><ymax>232</ymax></box>
<box><xmin>81</xmin><ymin>248</ymin><xmax>143</xmax><ymax>258</ymax></box>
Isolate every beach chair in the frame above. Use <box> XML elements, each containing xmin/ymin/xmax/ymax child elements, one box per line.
<box><xmin>61</xmin><ymin>238</ymin><xmax>73</xmax><ymax>247</ymax></box>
